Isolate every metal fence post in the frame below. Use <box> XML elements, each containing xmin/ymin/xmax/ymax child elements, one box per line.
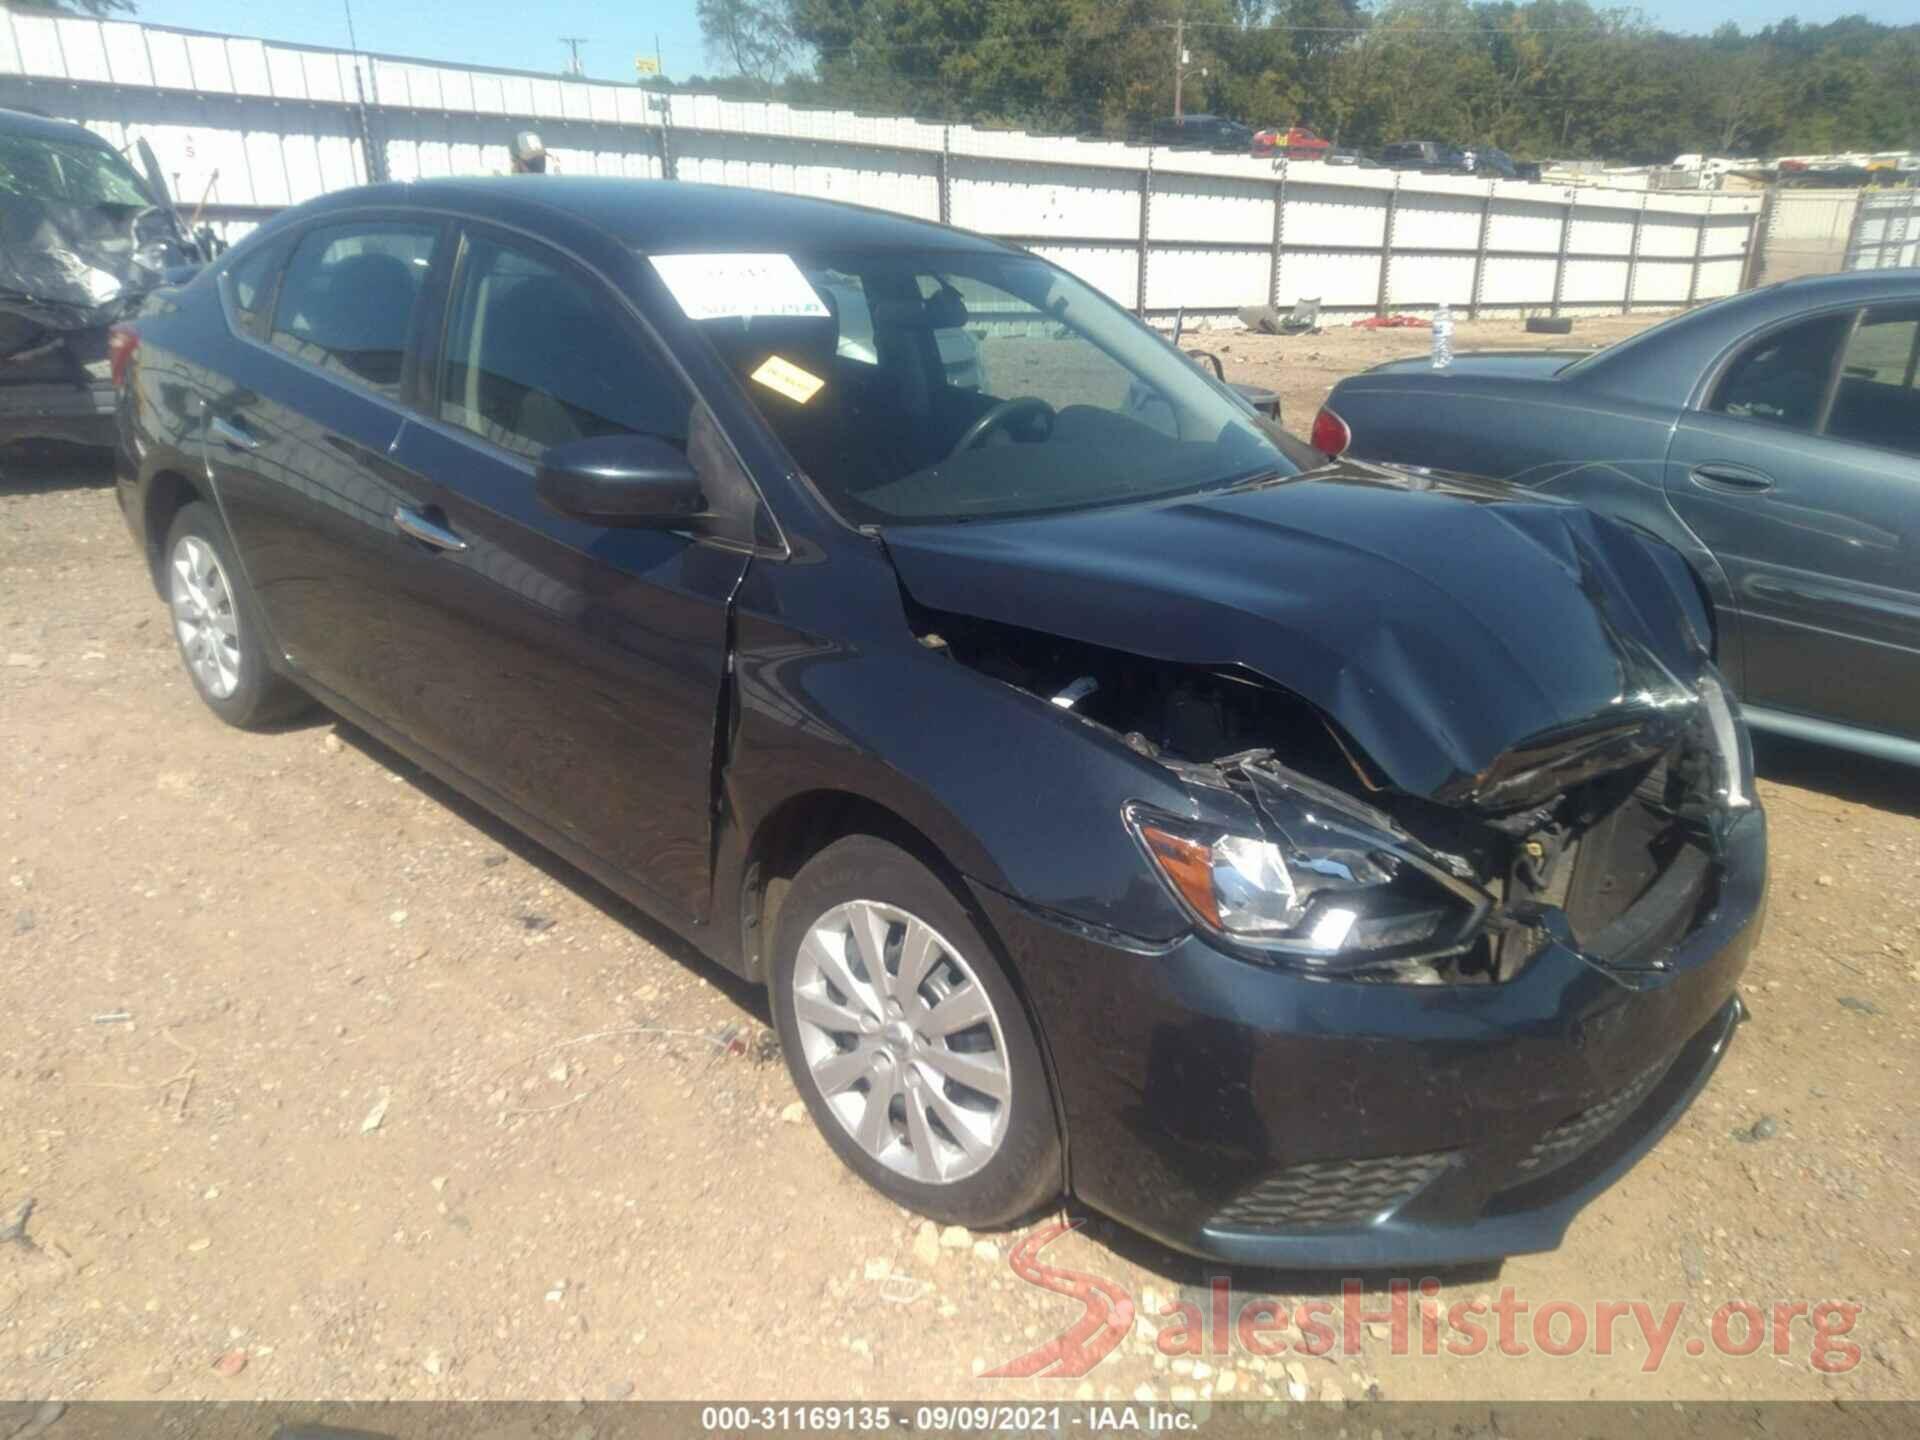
<box><xmin>1686</xmin><ymin>196</ymin><xmax>1713</xmax><ymax>303</ymax></box>
<box><xmin>1881</xmin><ymin>187</ymin><xmax>1918</xmax><ymax>268</ymax></box>
<box><xmin>1269</xmin><ymin>159</ymin><xmax>1287</xmax><ymax>310</ymax></box>
<box><xmin>1468</xmin><ymin>180</ymin><xmax>1495</xmax><ymax>321</ymax></box>
<box><xmin>1550</xmin><ymin>191</ymin><xmax>1574</xmax><ymax>318</ymax></box>
<box><xmin>1376</xmin><ymin>175</ymin><xmax>1400</xmax><ymax>317</ymax></box>
<box><xmin>1740</xmin><ymin>188</ymin><xmax>1774</xmax><ymax>289</ymax></box>
<box><xmin>1838</xmin><ymin>189</ymin><xmax>1870</xmax><ymax>270</ymax></box>
<box><xmin>657</xmin><ymin>110</ymin><xmax>676</xmax><ymax>181</ymax></box>
<box><xmin>1136</xmin><ymin>149</ymin><xmax>1153</xmax><ymax>320</ymax></box>
<box><xmin>938</xmin><ymin>125</ymin><xmax>952</xmax><ymax>226</ymax></box>
<box><xmin>1624</xmin><ymin>193</ymin><xmax>1647</xmax><ymax>312</ymax></box>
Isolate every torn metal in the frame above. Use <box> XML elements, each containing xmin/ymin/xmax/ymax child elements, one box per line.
<box><xmin>3</xmin><ymin>118</ymin><xmax>210</xmax><ymax>438</ymax></box>
<box><xmin>884</xmin><ymin>458</ymin><xmax>1749</xmax><ymax>984</ymax></box>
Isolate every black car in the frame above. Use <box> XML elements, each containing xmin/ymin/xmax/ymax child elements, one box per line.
<box><xmin>1320</xmin><ymin>270</ymin><xmax>1920</xmax><ymax>768</ymax></box>
<box><xmin>1379</xmin><ymin>140</ymin><xmax>1470</xmax><ymax>174</ymax></box>
<box><xmin>1</xmin><ymin>107</ymin><xmax>209</xmax><ymax>452</ymax></box>
<box><xmin>113</xmin><ymin>178</ymin><xmax>1764</xmax><ymax>1265</ymax></box>
<box><xmin>1151</xmin><ymin>114</ymin><xmax>1255</xmax><ymax>152</ymax></box>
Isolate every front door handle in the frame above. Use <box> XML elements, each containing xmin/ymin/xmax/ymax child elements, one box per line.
<box><xmin>1690</xmin><ymin>462</ymin><xmax>1774</xmax><ymax>494</ymax></box>
<box><xmin>393</xmin><ymin>505</ymin><xmax>469</xmax><ymax>553</ymax></box>
<box><xmin>208</xmin><ymin>414</ymin><xmax>260</xmax><ymax>451</ymax></box>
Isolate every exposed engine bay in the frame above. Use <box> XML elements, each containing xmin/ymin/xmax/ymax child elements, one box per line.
<box><xmin>914</xmin><ymin>604</ymin><xmax>1739</xmax><ymax>985</ymax></box>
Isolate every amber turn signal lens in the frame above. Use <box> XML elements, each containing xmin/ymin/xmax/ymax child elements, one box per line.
<box><xmin>1139</xmin><ymin>823</ymin><xmax>1221</xmax><ymax>929</ymax></box>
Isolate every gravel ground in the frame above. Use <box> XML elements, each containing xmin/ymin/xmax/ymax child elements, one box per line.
<box><xmin>2</xmin><ymin>315</ymin><xmax>1916</xmax><ymax>1405</ymax></box>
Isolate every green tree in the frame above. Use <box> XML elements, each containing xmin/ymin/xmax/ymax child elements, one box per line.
<box><xmin>2</xmin><ymin>0</ymin><xmax>138</xmax><ymax>15</ymax></box>
<box><xmin>767</xmin><ymin>0</ymin><xmax>1919</xmax><ymax>161</ymax></box>
<box><xmin>696</xmin><ymin>0</ymin><xmax>797</xmax><ymax>94</ymax></box>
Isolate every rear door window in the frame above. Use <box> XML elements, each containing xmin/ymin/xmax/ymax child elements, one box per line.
<box><xmin>1709</xmin><ymin>311</ymin><xmax>1853</xmax><ymax>431</ymax></box>
<box><xmin>1826</xmin><ymin>305</ymin><xmax>1920</xmax><ymax>458</ymax></box>
<box><xmin>269</xmin><ymin>221</ymin><xmax>440</xmax><ymax>396</ymax></box>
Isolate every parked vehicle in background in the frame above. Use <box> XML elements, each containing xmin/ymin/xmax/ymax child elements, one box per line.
<box><xmin>1151</xmin><ymin>114</ymin><xmax>1254</xmax><ymax>152</ymax></box>
<box><xmin>1380</xmin><ymin>140</ymin><xmax>1471</xmax><ymax>174</ymax></box>
<box><xmin>1251</xmin><ymin>125</ymin><xmax>1329</xmax><ymax>161</ymax></box>
<box><xmin>1</xmin><ymin>107</ymin><xmax>211</xmax><ymax>453</ymax></box>
<box><xmin>114</xmin><ymin>176</ymin><xmax>1762</xmax><ymax>1266</ymax></box>
<box><xmin>1319</xmin><ymin>269</ymin><xmax>1920</xmax><ymax>766</ymax></box>
<box><xmin>1514</xmin><ymin>159</ymin><xmax>1544</xmax><ymax>181</ymax></box>
<box><xmin>1464</xmin><ymin>146</ymin><xmax>1519</xmax><ymax>179</ymax></box>
<box><xmin>1323</xmin><ymin>147</ymin><xmax>1364</xmax><ymax>167</ymax></box>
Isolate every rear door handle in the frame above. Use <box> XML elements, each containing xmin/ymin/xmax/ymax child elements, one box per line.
<box><xmin>393</xmin><ymin>505</ymin><xmax>469</xmax><ymax>553</ymax></box>
<box><xmin>1689</xmin><ymin>462</ymin><xmax>1774</xmax><ymax>494</ymax></box>
<box><xmin>208</xmin><ymin>414</ymin><xmax>260</xmax><ymax>451</ymax></box>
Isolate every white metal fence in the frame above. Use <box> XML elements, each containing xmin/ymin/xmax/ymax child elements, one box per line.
<box><xmin>1846</xmin><ymin>189</ymin><xmax>1920</xmax><ymax>272</ymax></box>
<box><xmin>1</xmin><ymin>15</ymin><xmax>1764</xmax><ymax>323</ymax></box>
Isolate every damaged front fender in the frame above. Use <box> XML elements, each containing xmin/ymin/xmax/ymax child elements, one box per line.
<box><xmin>880</xmin><ymin>460</ymin><xmax>1719</xmax><ymax>810</ymax></box>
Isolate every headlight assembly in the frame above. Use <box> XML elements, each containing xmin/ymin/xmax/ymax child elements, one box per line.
<box><xmin>1126</xmin><ymin>768</ymin><xmax>1491</xmax><ymax>971</ymax></box>
<box><xmin>1695</xmin><ymin>673</ymin><xmax>1753</xmax><ymax>811</ymax></box>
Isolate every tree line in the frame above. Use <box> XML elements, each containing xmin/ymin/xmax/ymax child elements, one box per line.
<box><xmin>687</xmin><ymin>0</ymin><xmax>1920</xmax><ymax>165</ymax></box>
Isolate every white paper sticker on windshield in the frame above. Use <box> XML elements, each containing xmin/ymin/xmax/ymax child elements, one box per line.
<box><xmin>648</xmin><ymin>253</ymin><xmax>828</xmax><ymax>321</ymax></box>
<box><xmin>750</xmin><ymin>355</ymin><xmax>826</xmax><ymax>405</ymax></box>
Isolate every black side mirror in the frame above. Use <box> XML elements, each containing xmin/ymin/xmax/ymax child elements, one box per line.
<box><xmin>535</xmin><ymin>434</ymin><xmax>704</xmax><ymax>527</ymax></box>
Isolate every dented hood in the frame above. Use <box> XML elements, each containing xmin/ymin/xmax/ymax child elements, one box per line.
<box><xmin>0</xmin><ymin>121</ymin><xmax>201</xmax><ymax>335</ymax></box>
<box><xmin>0</xmin><ymin>199</ymin><xmax>191</xmax><ymax>333</ymax></box>
<box><xmin>881</xmin><ymin>461</ymin><xmax>1711</xmax><ymax>805</ymax></box>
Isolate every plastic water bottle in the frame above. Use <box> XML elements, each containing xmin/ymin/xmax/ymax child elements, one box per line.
<box><xmin>1432</xmin><ymin>302</ymin><xmax>1454</xmax><ymax>370</ymax></box>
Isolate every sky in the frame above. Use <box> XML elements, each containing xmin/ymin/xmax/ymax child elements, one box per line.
<box><xmin>129</xmin><ymin>0</ymin><xmax>1916</xmax><ymax>85</ymax></box>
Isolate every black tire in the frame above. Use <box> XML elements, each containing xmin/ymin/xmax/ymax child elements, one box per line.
<box><xmin>161</xmin><ymin>501</ymin><xmax>312</xmax><ymax>728</ymax></box>
<box><xmin>770</xmin><ymin>835</ymin><xmax>1062</xmax><ymax>1228</ymax></box>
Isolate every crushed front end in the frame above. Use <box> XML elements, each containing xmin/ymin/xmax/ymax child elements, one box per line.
<box><xmin>2</xmin><ymin>122</ymin><xmax>207</xmax><ymax>450</ymax></box>
<box><xmin>939</xmin><ymin>609</ymin><xmax>1764</xmax><ymax>1265</ymax></box>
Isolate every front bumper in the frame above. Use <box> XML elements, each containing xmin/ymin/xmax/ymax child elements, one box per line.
<box><xmin>977</xmin><ymin>806</ymin><xmax>1766</xmax><ymax>1267</ymax></box>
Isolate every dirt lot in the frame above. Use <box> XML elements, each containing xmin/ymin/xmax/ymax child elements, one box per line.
<box><xmin>3</xmin><ymin>315</ymin><xmax>1917</xmax><ymax>1407</ymax></box>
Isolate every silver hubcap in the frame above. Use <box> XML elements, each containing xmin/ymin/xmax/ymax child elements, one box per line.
<box><xmin>169</xmin><ymin>535</ymin><xmax>241</xmax><ymax>700</ymax></box>
<box><xmin>792</xmin><ymin>900</ymin><xmax>1012</xmax><ymax>1184</ymax></box>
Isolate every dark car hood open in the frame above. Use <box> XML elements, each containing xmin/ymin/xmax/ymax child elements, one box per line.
<box><xmin>881</xmin><ymin>461</ymin><xmax>1709</xmax><ymax>807</ymax></box>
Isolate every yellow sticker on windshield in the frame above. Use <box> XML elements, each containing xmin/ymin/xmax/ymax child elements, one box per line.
<box><xmin>750</xmin><ymin>355</ymin><xmax>826</xmax><ymax>405</ymax></box>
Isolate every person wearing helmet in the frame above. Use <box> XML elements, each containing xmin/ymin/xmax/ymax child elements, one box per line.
<box><xmin>509</xmin><ymin>131</ymin><xmax>548</xmax><ymax>174</ymax></box>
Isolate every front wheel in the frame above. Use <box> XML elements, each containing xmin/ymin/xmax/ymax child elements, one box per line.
<box><xmin>770</xmin><ymin>835</ymin><xmax>1062</xmax><ymax>1227</ymax></box>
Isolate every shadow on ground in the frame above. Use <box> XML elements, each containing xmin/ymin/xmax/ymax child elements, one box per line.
<box><xmin>1756</xmin><ymin>731</ymin><xmax>1920</xmax><ymax>819</ymax></box>
<box><xmin>0</xmin><ymin>442</ymin><xmax>114</xmax><ymax>494</ymax></box>
<box><xmin>330</xmin><ymin>714</ymin><xmax>772</xmax><ymax>1027</ymax></box>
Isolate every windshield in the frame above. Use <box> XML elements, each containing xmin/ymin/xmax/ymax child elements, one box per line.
<box><xmin>0</xmin><ymin>132</ymin><xmax>153</xmax><ymax>210</ymax></box>
<box><xmin>671</xmin><ymin>249</ymin><xmax>1300</xmax><ymax>525</ymax></box>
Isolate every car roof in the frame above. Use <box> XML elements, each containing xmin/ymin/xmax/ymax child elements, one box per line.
<box><xmin>0</xmin><ymin>106</ymin><xmax>118</xmax><ymax>148</ymax></box>
<box><xmin>288</xmin><ymin>175</ymin><xmax>1011</xmax><ymax>258</ymax></box>
<box><xmin>1570</xmin><ymin>266</ymin><xmax>1920</xmax><ymax>395</ymax></box>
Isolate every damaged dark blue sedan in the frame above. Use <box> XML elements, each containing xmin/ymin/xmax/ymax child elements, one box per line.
<box><xmin>111</xmin><ymin>177</ymin><xmax>1766</xmax><ymax>1266</ymax></box>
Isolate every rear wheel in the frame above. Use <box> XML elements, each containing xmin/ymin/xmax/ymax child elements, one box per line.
<box><xmin>770</xmin><ymin>835</ymin><xmax>1062</xmax><ymax>1227</ymax></box>
<box><xmin>163</xmin><ymin>501</ymin><xmax>311</xmax><ymax>728</ymax></box>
